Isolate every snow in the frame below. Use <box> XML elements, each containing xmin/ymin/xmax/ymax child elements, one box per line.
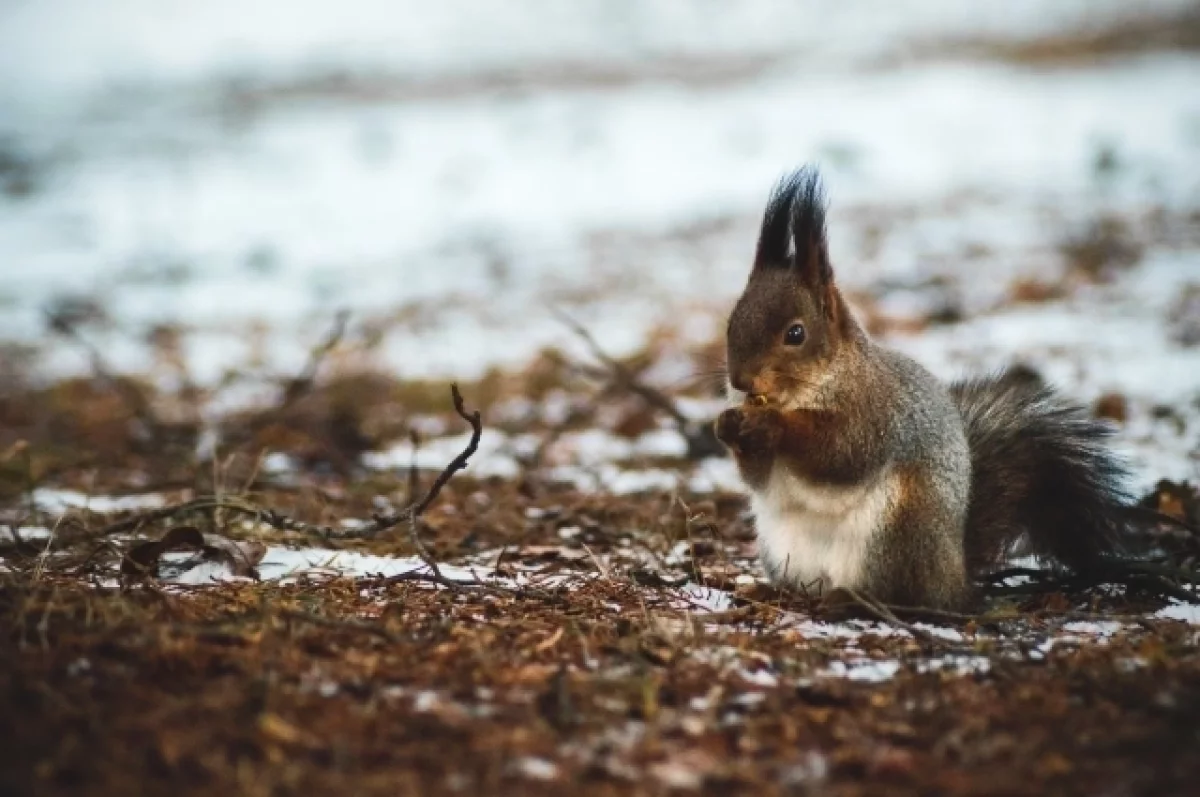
<box><xmin>817</xmin><ymin>653</ymin><xmax>990</xmax><ymax>682</ymax></box>
<box><xmin>632</xmin><ymin>428</ymin><xmax>689</xmax><ymax>459</ymax></box>
<box><xmin>354</xmin><ymin>425</ymin><xmax>741</xmax><ymax>496</ymax></box>
<box><xmin>412</xmin><ymin>691</ymin><xmax>440</xmax><ymax>713</ymax></box>
<box><xmin>11</xmin><ymin>526</ymin><xmax>53</xmax><ymax>541</ymax></box>
<box><xmin>4</xmin><ymin>0</ymin><xmax>1184</xmax><ymax>102</ymax></box>
<box><xmin>678</xmin><ymin>583</ymin><xmax>735</xmax><ymax>613</ymax></box>
<box><xmin>33</xmin><ymin>489</ymin><xmax>167</xmax><ymax>513</ymax></box>
<box><xmin>512</xmin><ymin>757</ymin><xmax>560</xmax><ymax>782</ymax></box>
<box><xmin>168</xmin><ymin>545</ymin><xmax>494</xmax><ymax>586</ymax></box>
<box><xmin>821</xmin><ymin>659</ymin><xmax>903</xmax><ymax>683</ymax></box>
<box><xmin>0</xmin><ymin>0</ymin><xmax>1196</xmax><ymax>494</ymax></box>
<box><xmin>921</xmin><ymin>655</ymin><xmax>992</xmax><ymax>676</ymax></box>
<box><xmin>738</xmin><ymin>668</ymin><xmax>780</xmax><ymax>688</ymax></box>
<box><xmin>687</xmin><ymin>458</ymin><xmax>743</xmax><ymax>493</ymax></box>
<box><xmin>1062</xmin><ymin>621</ymin><xmax>1124</xmax><ymax>636</ymax></box>
<box><xmin>1156</xmin><ymin>601</ymin><xmax>1200</xmax><ymax>624</ymax></box>
<box><xmin>361</xmin><ymin>427</ymin><xmax>700</xmax><ymax>488</ymax></box>
<box><xmin>2</xmin><ymin>3</ymin><xmax>1198</xmax><ymax>393</ymax></box>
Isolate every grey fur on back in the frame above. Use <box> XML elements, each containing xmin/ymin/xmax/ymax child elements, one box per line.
<box><xmin>872</xmin><ymin>345</ymin><xmax>971</xmax><ymax>492</ymax></box>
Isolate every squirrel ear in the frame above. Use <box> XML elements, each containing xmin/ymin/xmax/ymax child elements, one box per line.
<box><xmin>753</xmin><ymin>166</ymin><xmax>832</xmax><ymax>285</ymax></box>
<box><xmin>754</xmin><ymin>172</ymin><xmax>798</xmax><ymax>268</ymax></box>
<box><xmin>789</xmin><ymin>166</ymin><xmax>832</xmax><ymax>285</ymax></box>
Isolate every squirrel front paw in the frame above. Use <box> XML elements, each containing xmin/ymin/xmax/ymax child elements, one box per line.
<box><xmin>714</xmin><ymin>407</ymin><xmax>744</xmax><ymax>447</ymax></box>
<box><xmin>715</xmin><ymin>406</ymin><xmax>782</xmax><ymax>456</ymax></box>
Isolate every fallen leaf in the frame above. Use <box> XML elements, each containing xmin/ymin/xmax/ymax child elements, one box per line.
<box><xmin>122</xmin><ymin>526</ymin><xmax>206</xmax><ymax>577</ymax></box>
<box><xmin>257</xmin><ymin>712</ymin><xmax>317</xmax><ymax>748</ymax></box>
<box><xmin>121</xmin><ymin>526</ymin><xmax>267</xmax><ymax>580</ymax></box>
<box><xmin>202</xmin><ymin>533</ymin><xmax>267</xmax><ymax>579</ymax></box>
<box><xmin>533</xmin><ymin>626</ymin><xmax>564</xmax><ymax>652</ymax></box>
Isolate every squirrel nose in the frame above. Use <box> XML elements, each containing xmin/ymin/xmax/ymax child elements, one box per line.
<box><xmin>730</xmin><ymin>372</ymin><xmax>752</xmax><ymax>394</ymax></box>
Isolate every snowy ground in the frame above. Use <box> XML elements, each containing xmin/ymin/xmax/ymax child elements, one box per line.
<box><xmin>1</xmin><ymin>2</ymin><xmax>1196</xmax><ymax>368</ymax></box>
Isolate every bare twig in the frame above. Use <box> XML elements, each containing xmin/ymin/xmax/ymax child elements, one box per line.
<box><xmin>405</xmin><ymin>429</ymin><xmax>421</xmax><ymax>505</ymax></box>
<box><xmin>46</xmin><ymin>312</ymin><xmax>161</xmax><ymax>445</ymax></box>
<box><xmin>840</xmin><ymin>587</ymin><xmax>939</xmax><ymax>649</ymax></box>
<box><xmin>366</xmin><ymin>383</ymin><xmax>482</xmax><ymax>578</ymax></box>
<box><xmin>79</xmin><ymin>385</ymin><xmax>496</xmax><ymax>595</ymax></box>
<box><xmin>412</xmin><ymin>384</ymin><xmax>481</xmax><ymax>517</ymax></box>
<box><xmin>553</xmin><ymin>309</ymin><xmax>723</xmax><ymax>459</ymax></box>
<box><xmin>554</xmin><ymin>309</ymin><xmax>689</xmax><ymax>426</ymax></box>
<box><xmin>95</xmin><ymin>383</ymin><xmax>483</xmax><ymax>547</ymax></box>
<box><xmin>281</xmin><ymin>309</ymin><xmax>350</xmax><ymax>407</ymax></box>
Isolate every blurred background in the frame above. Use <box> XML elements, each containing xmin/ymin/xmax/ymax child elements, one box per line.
<box><xmin>1</xmin><ymin>0</ymin><xmax>1198</xmax><ymax>487</ymax></box>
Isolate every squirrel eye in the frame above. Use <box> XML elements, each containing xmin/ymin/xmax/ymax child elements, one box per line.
<box><xmin>784</xmin><ymin>323</ymin><xmax>806</xmax><ymax>346</ymax></box>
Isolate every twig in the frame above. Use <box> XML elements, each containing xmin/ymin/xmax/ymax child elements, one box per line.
<box><xmin>46</xmin><ymin>312</ymin><xmax>161</xmax><ymax>446</ymax></box>
<box><xmin>405</xmin><ymin>429</ymin><xmax>421</xmax><ymax>505</ymax></box>
<box><xmin>412</xmin><ymin>384</ymin><xmax>481</xmax><ymax>517</ymax></box>
<box><xmin>554</xmin><ymin>309</ymin><xmax>689</xmax><ymax>427</ymax></box>
<box><xmin>95</xmin><ymin>383</ymin><xmax>483</xmax><ymax>546</ymax></box>
<box><xmin>382</xmin><ymin>383</ymin><xmax>480</xmax><ymax>579</ymax></box>
<box><xmin>81</xmin><ymin>385</ymin><xmax>494</xmax><ymax>593</ymax></box>
<box><xmin>381</xmin><ymin>568</ymin><xmax>554</xmax><ymax>601</ymax></box>
<box><xmin>553</xmin><ymin>309</ymin><xmax>723</xmax><ymax>459</ymax></box>
<box><xmin>281</xmin><ymin>309</ymin><xmax>350</xmax><ymax>406</ymax></box>
<box><xmin>841</xmin><ymin>587</ymin><xmax>939</xmax><ymax>649</ymax></box>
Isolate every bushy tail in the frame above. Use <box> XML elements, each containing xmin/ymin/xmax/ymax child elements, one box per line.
<box><xmin>950</xmin><ymin>366</ymin><xmax>1138</xmax><ymax>576</ymax></box>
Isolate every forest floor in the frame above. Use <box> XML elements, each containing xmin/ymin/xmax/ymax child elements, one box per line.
<box><xmin>2</xmin><ymin>305</ymin><xmax>1199</xmax><ymax>796</ymax></box>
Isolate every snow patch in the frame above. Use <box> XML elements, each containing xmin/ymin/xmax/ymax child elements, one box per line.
<box><xmin>33</xmin><ymin>490</ymin><xmax>167</xmax><ymax>513</ymax></box>
<box><xmin>1156</xmin><ymin>602</ymin><xmax>1200</xmax><ymax>624</ymax></box>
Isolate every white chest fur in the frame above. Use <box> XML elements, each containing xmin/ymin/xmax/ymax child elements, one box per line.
<box><xmin>750</xmin><ymin>464</ymin><xmax>893</xmax><ymax>592</ymax></box>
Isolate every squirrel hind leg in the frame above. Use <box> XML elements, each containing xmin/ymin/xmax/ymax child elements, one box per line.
<box><xmin>865</xmin><ymin>482</ymin><xmax>973</xmax><ymax>612</ymax></box>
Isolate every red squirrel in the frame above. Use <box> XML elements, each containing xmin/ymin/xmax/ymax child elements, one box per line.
<box><xmin>715</xmin><ymin>166</ymin><xmax>1141</xmax><ymax>610</ymax></box>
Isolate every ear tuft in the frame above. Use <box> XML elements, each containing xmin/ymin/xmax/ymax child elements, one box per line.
<box><xmin>790</xmin><ymin>166</ymin><xmax>830</xmax><ymax>284</ymax></box>
<box><xmin>754</xmin><ymin>171</ymin><xmax>801</xmax><ymax>267</ymax></box>
<box><xmin>752</xmin><ymin>165</ymin><xmax>831</xmax><ymax>284</ymax></box>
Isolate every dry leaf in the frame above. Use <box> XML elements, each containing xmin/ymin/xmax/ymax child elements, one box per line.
<box><xmin>122</xmin><ymin>526</ymin><xmax>266</xmax><ymax>580</ymax></box>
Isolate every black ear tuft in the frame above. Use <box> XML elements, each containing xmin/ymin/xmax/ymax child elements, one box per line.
<box><xmin>754</xmin><ymin>171</ymin><xmax>802</xmax><ymax>267</ymax></box>
<box><xmin>790</xmin><ymin>166</ymin><xmax>830</xmax><ymax>284</ymax></box>
<box><xmin>753</xmin><ymin>165</ymin><xmax>831</xmax><ymax>283</ymax></box>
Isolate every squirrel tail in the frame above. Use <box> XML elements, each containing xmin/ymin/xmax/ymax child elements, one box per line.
<box><xmin>950</xmin><ymin>365</ymin><xmax>1142</xmax><ymax>576</ymax></box>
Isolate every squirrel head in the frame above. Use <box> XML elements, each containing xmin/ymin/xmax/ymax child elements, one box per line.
<box><xmin>725</xmin><ymin>166</ymin><xmax>862</xmax><ymax>407</ymax></box>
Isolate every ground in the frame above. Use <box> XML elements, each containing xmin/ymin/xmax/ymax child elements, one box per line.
<box><xmin>2</xmin><ymin>2</ymin><xmax>1200</xmax><ymax>795</ymax></box>
<box><xmin>2</xmin><ymin>352</ymin><xmax>1199</xmax><ymax>796</ymax></box>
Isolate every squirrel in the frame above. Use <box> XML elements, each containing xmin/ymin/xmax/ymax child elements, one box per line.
<box><xmin>714</xmin><ymin>165</ymin><xmax>1147</xmax><ymax>611</ymax></box>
